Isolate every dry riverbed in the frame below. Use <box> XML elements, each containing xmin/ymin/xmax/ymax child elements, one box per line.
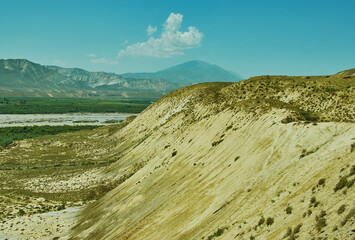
<box><xmin>0</xmin><ymin>113</ymin><xmax>136</xmax><ymax>127</ymax></box>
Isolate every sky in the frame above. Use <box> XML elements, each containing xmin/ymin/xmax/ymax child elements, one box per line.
<box><xmin>0</xmin><ymin>0</ymin><xmax>354</xmax><ymax>78</ymax></box>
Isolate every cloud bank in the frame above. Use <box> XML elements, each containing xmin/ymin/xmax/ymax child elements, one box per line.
<box><xmin>91</xmin><ymin>57</ymin><xmax>118</xmax><ymax>65</ymax></box>
<box><xmin>86</xmin><ymin>53</ymin><xmax>97</xmax><ymax>58</ymax></box>
<box><xmin>86</xmin><ymin>53</ymin><xmax>118</xmax><ymax>65</ymax></box>
<box><xmin>119</xmin><ymin>13</ymin><xmax>203</xmax><ymax>58</ymax></box>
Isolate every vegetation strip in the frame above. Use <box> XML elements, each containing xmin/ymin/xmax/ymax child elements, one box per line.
<box><xmin>0</xmin><ymin>97</ymin><xmax>151</xmax><ymax>114</ymax></box>
<box><xmin>0</xmin><ymin>125</ymin><xmax>99</xmax><ymax>148</ymax></box>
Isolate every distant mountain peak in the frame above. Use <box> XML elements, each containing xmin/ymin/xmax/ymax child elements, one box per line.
<box><xmin>122</xmin><ymin>60</ymin><xmax>244</xmax><ymax>85</ymax></box>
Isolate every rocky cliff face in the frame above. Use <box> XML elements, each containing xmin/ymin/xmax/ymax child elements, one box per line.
<box><xmin>47</xmin><ymin>65</ymin><xmax>180</xmax><ymax>94</ymax></box>
<box><xmin>70</xmin><ymin>73</ymin><xmax>355</xmax><ymax>239</ymax></box>
<box><xmin>46</xmin><ymin>66</ymin><xmax>124</xmax><ymax>88</ymax></box>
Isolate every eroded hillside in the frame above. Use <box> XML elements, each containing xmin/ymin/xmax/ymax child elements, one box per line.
<box><xmin>68</xmin><ymin>71</ymin><xmax>355</xmax><ymax>239</ymax></box>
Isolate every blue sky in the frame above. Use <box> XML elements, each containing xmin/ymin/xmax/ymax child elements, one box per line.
<box><xmin>0</xmin><ymin>0</ymin><xmax>354</xmax><ymax>78</ymax></box>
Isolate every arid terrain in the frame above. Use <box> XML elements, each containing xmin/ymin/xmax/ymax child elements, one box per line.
<box><xmin>1</xmin><ymin>70</ymin><xmax>354</xmax><ymax>239</ymax></box>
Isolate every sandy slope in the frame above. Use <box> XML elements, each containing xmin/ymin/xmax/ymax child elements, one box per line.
<box><xmin>70</xmin><ymin>79</ymin><xmax>355</xmax><ymax>239</ymax></box>
<box><xmin>0</xmin><ymin>206</ymin><xmax>83</xmax><ymax>240</ymax></box>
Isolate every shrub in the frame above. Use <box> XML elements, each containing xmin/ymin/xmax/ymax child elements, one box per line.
<box><xmin>310</xmin><ymin>197</ymin><xmax>316</xmax><ymax>204</ymax></box>
<box><xmin>318</xmin><ymin>178</ymin><xmax>326</xmax><ymax>186</ymax></box>
<box><xmin>172</xmin><ymin>151</ymin><xmax>177</xmax><ymax>157</ymax></box>
<box><xmin>18</xmin><ymin>209</ymin><xmax>25</xmax><ymax>216</ymax></box>
<box><xmin>212</xmin><ymin>139</ymin><xmax>224</xmax><ymax>147</ymax></box>
<box><xmin>57</xmin><ymin>204</ymin><xmax>65</xmax><ymax>211</ymax></box>
<box><xmin>347</xmin><ymin>178</ymin><xmax>354</xmax><ymax>188</ymax></box>
<box><xmin>337</xmin><ymin>204</ymin><xmax>346</xmax><ymax>215</ymax></box>
<box><xmin>286</xmin><ymin>206</ymin><xmax>293</xmax><ymax>214</ymax></box>
<box><xmin>334</xmin><ymin>176</ymin><xmax>348</xmax><ymax>192</ymax></box>
<box><xmin>315</xmin><ymin>218</ymin><xmax>326</xmax><ymax>231</ymax></box>
<box><xmin>351</xmin><ymin>143</ymin><xmax>355</xmax><ymax>153</ymax></box>
<box><xmin>266</xmin><ymin>217</ymin><xmax>274</xmax><ymax>226</ymax></box>
<box><xmin>258</xmin><ymin>216</ymin><xmax>265</xmax><ymax>226</ymax></box>
<box><xmin>293</xmin><ymin>224</ymin><xmax>302</xmax><ymax>234</ymax></box>
<box><xmin>349</xmin><ymin>165</ymin><xmax>355</xmax><ymax>176</ymax></box>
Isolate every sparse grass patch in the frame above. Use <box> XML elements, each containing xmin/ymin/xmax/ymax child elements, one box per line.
<box><xmin>315</xmin><ymin>210</ymin><xmax>327</xmax><ymax>231</ymax></box>
<box><xmin>300</xmin><ymin>148</ymin><xmax>317</xmax><ymax>158</ymax></box>
<box><xmin>309</xmin><ymin>196</ymin><xmax>320</xmax><ymax>208</ymax></box>
<box><xmin>284</xmin><ymin>224</ymin><xmax>302</xmax><ymax>239</ymax></box>
<box><xmin>104</xmin><ymin>119</ymin><xmax>122</xmax><ymax>124</ymax></box>
<box><xmin>299</xmin><ymin>111</ymin><xmax>319</xmax><ymax>122</ymax></box>
<box><xmin>206</xmin><ymin>227</ymin><xmax>228</xmax><ymax>240</ymax></box>
<box><xmin>340</xmin><ymin>207</ymin><xmax>355</xmax><ymax>226</ymax></box>
<box><xmin>348</xmin><ymin>165</ymin><xmax>355</xmax><ymax>176</ymax></box>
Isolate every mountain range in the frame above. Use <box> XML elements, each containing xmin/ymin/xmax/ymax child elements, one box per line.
<box><xmin>0</xmin><ymin>59</ymin><xmax>243</xmax><ymax>98</ymax></box>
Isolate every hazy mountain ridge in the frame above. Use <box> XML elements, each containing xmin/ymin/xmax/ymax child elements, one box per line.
<box><xmin>0</xmin><ymin>59</ymin><xmax>70</xmax><ymax>89</ymax></box>
<box><xmin>0</xmin><ymin>59</ymin><xmax>180</xmax><ymax>98</ymax></box>
<box><xmin>46</xmin><ymin>66</ymin><xmax>126</xmax><ymax>88</ymax></box>
<box><xmin>121</xmin><ymin>60</ymin><xmax>244</xmax><ymax>85</ymax></box>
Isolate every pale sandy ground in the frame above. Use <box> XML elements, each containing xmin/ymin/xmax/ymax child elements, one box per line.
<box><xmin>0</xmin><ymin>206</ymin><xmax>83</xmax><ymax>240</ymax></box>
<box><xmin>18</xmin><ymin>167</ymin><xmax>109</xmax><ymax>193</ymax></box>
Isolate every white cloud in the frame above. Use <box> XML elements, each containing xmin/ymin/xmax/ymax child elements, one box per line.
<box><xmin>86</xmin><ymin>53</ymin><xmax>97</xmax><ymax>58</ymax></box>
<box><xmin>53</xmin><ymin>59</ymin><xmax>66</xmax><ymax>67</ymax></box>
<box><xmin>147</xmin><ymin>25</ymin><xmax>157</xmax><ymax>36</ymax></box>
<box><xmin>90</xmin><ymin>57</ymin><xmax>118</xmax><ymax>65</ymax></box>
<box><xmin>119</xmin><ymin>13</ymin><xmax>203</xmax><ymax>58</ymax></box>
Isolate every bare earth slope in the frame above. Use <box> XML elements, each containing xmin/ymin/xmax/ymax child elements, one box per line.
<box><xmin>70</xmin><ymin>72</ymin><xmax>355</xmax><ymax>239</ymax></box>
